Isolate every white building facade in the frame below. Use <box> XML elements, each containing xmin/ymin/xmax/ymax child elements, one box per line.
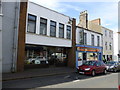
<box><xmin>76</xmin><ymin>26</ymin><xmax>103</xmax><ymax>67</ymax></box>
<box><xmin>25</xmin><ymin>2</ymin><xmax>74</xmax><ymax>68</ymax></box>
<box><xmin>102</xmin><ymin>27</ymin><xmax>114</xmax><ymax>61</ymax></box>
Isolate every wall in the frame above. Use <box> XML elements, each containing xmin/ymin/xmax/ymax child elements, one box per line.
<box><xmin>102</xmin><ymin>27</ymin><xmax>114</xmax><ymax>57</ymax></box>
<box><xmin>26</xmin><ymin>2</ymin><xmax>72</xmax><ymax>47</ymax></box>
<box><xmin>76</xmin><ymin>27</ymin><xmax>102</xmax><ymax>47</ymax></box>
<box><xmin>2</xmin><ymin>2</ymin><xmax>20</xmax><ymax>73</ymax></box>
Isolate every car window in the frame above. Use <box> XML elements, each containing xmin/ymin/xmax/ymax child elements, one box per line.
<box><xmin>96</xmin><ymin>62</ymin><xmax>101</xmax><ymax>66</ymax></box>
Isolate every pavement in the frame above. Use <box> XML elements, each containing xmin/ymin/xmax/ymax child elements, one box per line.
<box><xmin>2</xmin><ymin>67</ymin><xmax>76</xmax><ymax>81</ymax></box>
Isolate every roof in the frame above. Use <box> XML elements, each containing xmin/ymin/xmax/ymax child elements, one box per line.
<box><xmin>76</xmin><ymin>26</ymin><xmax>103</xmax><ymax>35</ymax></box>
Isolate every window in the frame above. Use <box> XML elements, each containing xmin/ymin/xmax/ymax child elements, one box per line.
<box><xmin>0</xmin><ymin>0</ymin><xmax>2</xmax><ymax>14</ymax></box>
<box><xmin>84</xmin><ymin>33</ymin><xmax>87</xmax><ymax>45</ymax></box>
<box><xmin>97</xmin><ymin>36</ymin><xmax>100</xmax><ymax>46</ymax></box>
<box><xmin>91</xmin><ymin>34</ymin><xmax>94</xmax><ymax>46</ymax></box>
<box><xmin>105</xmin><ymin>42</ymin><xmax>107</xmax><ymax>50</ymax></box>
<box><xmin>66</xmin><ymin>25</ymin><xmax>71</xmax><ymax>39</ymax></box>
<box><xmin>105</xmin><ymin>30</ymin><xmax>107</xmax><ymax>36</ymax></box>
<box><xmin>40</xmin><ymin>18</ymin><xmax>47</xmax><ymax>35</ymax></box>
<box><xmin>109</xmin><ymin>43</ymin><xmax>112</xmax><ymax>50</ymax></box>
<box><xmin>50</xmin><ymin>20</ymin><xmax>56</xmax><ymax>37</ymax></box>
<box><xmin>59</xmin><ymin>23</ymin><xmax>64</xmax><ymax>38</ymax></box>
<box><xmin>109</xmin><ymin>31</ymin><xmax>111</xmax><ymax>37</ymax></box>
<box><xmin>27</xmin><ymin>14</ymin><xmax>36</xmax><ymax>33</ymax></box>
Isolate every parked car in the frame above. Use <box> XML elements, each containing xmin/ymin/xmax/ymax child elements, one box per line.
<box><xmin>77</xmin><ymin>60</ymin><xmax>107</xmax><ymax>76</ymax></box>
<box><xmin>105</xmin><ymin>61</ymin><xmax>120</xmax><ymax>72</ymax></box>
<box><xmin>26</xmin><ymin>56</ymin><xmax>48</xmax><ymax>64</ymax></box>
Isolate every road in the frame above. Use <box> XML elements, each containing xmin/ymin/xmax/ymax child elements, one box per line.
<box><xmin>3</xmin><ymin>72</ymin><xmax>119</xmax><ymax>89</ymax></box>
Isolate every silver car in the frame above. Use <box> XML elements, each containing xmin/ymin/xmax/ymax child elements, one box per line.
<box><xmin>106</xmin><ymin>61</ymin><xmax>120</xmax><ymax>72</ymax></box>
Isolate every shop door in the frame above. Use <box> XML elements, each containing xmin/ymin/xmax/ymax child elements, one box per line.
<box><xmin>83</xmin><ymin>53</ymin><xmax>87</xmax><ymax>60</ymax></box>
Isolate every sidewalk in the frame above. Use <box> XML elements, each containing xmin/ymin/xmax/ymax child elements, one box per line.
<box><xmin>2</xmin><ymin>67</ymin><xmax>76</xmax><ymax>81</ymax></box>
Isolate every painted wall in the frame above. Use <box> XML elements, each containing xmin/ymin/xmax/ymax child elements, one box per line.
<box><xmin>2</xmin><ymin>2</ymin><xmax>20</xmax><ymax>73</ymax></box>
<box><xmin>102</xmin><ymin>27</ymin><xmax>114</xmax><ymax>57</ymax></box>
<box><xmin>76</xmin><ymin>27</ymin><xmax>102</xmax><ymax>47</ymax></box>
<box><xmin>26</xmin><ymin>2</ymin><xmax>72</xmax><ymax>47</ymax></box>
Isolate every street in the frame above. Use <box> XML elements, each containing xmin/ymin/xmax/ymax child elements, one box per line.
<box><xmin>3</xmin><ymin>72</ymin><xmax>119</xmax><ymax>89</ymax></box>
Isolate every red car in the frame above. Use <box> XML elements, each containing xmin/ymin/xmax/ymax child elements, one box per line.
<box><xmin>77</xmin><ymin>60</ymin><xmax>107</xmax><ymax>76</ymax></box>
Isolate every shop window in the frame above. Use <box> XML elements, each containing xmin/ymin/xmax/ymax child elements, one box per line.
<box><xmin>97</xmin><ymin>36</ymin><xmax>100</xmax><ymax>46</ymax></box>
<box><xmin>40</xmin><ymin>17</ymin><xmax>47</xmax><ymax>35</ymax></box>
<box><xmin>50</xmin><ymin>20</ymin><xmax>56</xmax><ymax>37</ymax></box>
<box><xmin>59</xmin><ymin>23</ymin><xmax>64</xmax><ymax>38</ymax></box>
<box><xmin>84</xmin><ymin>33</ymin><xmax>87</xmax><ymax>45</ymax></box>
<box><xmin>27</xmin><ymin>14</ymin><xmax>36</xmax><ymax>33</ymax></box>
<box><xmin>66</xmin><ymin>25</ymin><xmax>71</xmax><ymax>39</ymax></box>
<box><xmin>91</xmin><ymin>34</ymin><xmax>94</xmax><ymax>46</ymax></box>
<box><xmin>87</xmin><ymin>53</ymin><xmax>98</xmax><ymax>61</ymax></box>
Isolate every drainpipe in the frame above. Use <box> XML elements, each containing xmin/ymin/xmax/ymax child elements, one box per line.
<box><xmin>11</xmin><ymin>1</ymin><xmax>20</xmax><ymax>73</ymax></box>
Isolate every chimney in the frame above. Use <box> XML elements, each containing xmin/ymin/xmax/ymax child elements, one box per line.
<box><xmin>78</xmin><ymin>10</ymin><xmax>88</xmax><ymax>29</ymax></box>
<box><xmin>90</xmin><ymin>18</ymin><xmax>101</xmax><ymax>25</ymax></box>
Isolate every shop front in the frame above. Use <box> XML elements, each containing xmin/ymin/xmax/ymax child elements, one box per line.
<box><xmin>76</xmin><ymin>45</ymin><xmax>103</xmax><ymax>68</ymax></box>
<box><xmin>25</xmin><ymin>44</ymin><xmax>68</xmax><ymax>69</ymax></box>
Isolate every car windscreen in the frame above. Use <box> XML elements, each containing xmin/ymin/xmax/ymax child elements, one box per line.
<box><xmin>83</xmin><ymin>61</ymin><xmax>96</xmax><ymax>66</ymax></box>
<box><xmin>106</xmin><ymin>61</ymin><xmax>116</xmax><ymax>65</ymax></box>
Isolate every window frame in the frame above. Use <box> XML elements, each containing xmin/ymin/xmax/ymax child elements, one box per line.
<box><xmin>59</xmin><ymin>23</ymin><xmax>64</xmax><ymax>38</ymax></box>
<box><xmin>40</xmin><ymin>17</ymin><xmax>47</xmax><ymax>35</ymax></box>
<box><xmin>66</xmin><ymin>25</ymin><xmax>71</xmax><ymax>39</ymax></box>
<box><xmin>50</xmin><ymin>20</ymin><xmax>56</xmax><ymax>37</ymax></box>
<box><xmin>91</xmin><ymin>34</ymin><xmax>94</xmax><ymax>46</ymax></box>
<box><xmin>27</xmin><ymin>14</ymin><xmax>37</xmax><ymax>33</ymax></box>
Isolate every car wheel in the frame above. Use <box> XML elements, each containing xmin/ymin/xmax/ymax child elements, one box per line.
<box><xmin>103</xmin><ymin>69</ymin><xmax>107</xmax><ymax>74</ymax></box>
<box><xmin>92</xmin><ymin>70</ymin><xmax>95</xmax><ymax>76</ymax></box>
<box><xmin>114</xmin><ymin>68</ymin><xmax>117</xmax><ymax>72</ymax></box>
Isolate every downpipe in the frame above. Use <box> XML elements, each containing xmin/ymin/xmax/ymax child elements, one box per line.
<box><xmin>11</xmin><ymin>1</ymin><xmax>20</xmax><ymax>73</ymax></box>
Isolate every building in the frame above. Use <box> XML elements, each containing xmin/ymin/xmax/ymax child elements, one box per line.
<box><xmin>78</xmin><ymin>11</ymin><xmax>114</xmax><ymax>62</ymax></box>
<box><xmin>24</xmin><ymin>1</ymin><xmax>76</xmax><ymax>70</ymax></box>
<box><xmin>102</xmin><ymin>27</ymin><xmax>114</xmax><ymax>61</ymax></box>
<box><xmin>2</xmin><ymin>1</ymin><xmax>28</xmax><ymax>73</ymax></box>
<box><xmin>2</xmin><ymin>1</ymin><xmax>76</xmax><ymax>73</ymax></box>
<box><xmin>76</xmin><ymin>26</ymin><xmax>103</xmax><ymax>67</ymax></box>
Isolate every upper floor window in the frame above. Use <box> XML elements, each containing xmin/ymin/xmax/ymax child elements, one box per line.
<box><xmin>105</xmin><ymin>42</ymin><xmax>107</xmax><ymax>50</ymax></box>
<box><xmin>84</xmin><ymin>33</ymin><xmax>87</xmax><ymax>45</ymax></box>
<box><xmin>109</xmin><ymin>43</ymin><xmax>112</xmax><ymax>50</ymax></box>
<box><xmin>50</xmin><ymin>20</ymin><xmax>56</xmax><ymax>37</ymax></box>
<box><xmin>59</xmin><ymin>23</ymin><xmax>64</xmax><ymax>38</ymax></box>
<box><xmin>97</xmin><ymin>36</ymin><xmax>100</xmax><ymax>46</ymax></box>
<box><xmin>67</xmin><ymin>25</ymin><xmax>71</xmax><ymax>39</ymax></box>
<box><xmin>27</xmin><ymin>14</ymin><xmax>36</xmax><ymax>33</ymax></box>
<box><xmin>91</xmin><ymin>34</ymin><xmax>94</xmax><ymax>46</ymax></box>
<box><xmin>105</xmin><ymin>30</ymin><xmax>107</xmax><ymax>36</ymax></box>
<box><xmin>40</xmin><ymin>17</ymin><xmax>47</xmax><ymax>35</ymax></box>
<box><xmin>0</xmin><ymin>0</ymin><xmax>2</xmax><ymax>14</ymax></box>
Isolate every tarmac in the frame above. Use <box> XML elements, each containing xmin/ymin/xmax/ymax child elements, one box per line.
<box><xmin>2</xmin><ymin>67</ymin><xmax>76</xmax><ymax>81</ymax></box>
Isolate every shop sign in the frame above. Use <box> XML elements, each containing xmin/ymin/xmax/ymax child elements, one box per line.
<box><xmin>77</xmin><ymin>47</ymin><xmax>100</xmax><ymax>52</ymax></box>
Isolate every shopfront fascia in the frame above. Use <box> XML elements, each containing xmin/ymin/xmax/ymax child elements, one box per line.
<box><xmin>76</xmin><ymin>45</ymin><xmax>103</xmax><ymax>68</ymax></box>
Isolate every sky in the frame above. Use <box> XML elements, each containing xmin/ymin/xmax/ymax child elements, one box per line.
<box><xmin>30</xmin><ymin>0</ymin><xmax>118</xmax><ymax>32</ymax></box>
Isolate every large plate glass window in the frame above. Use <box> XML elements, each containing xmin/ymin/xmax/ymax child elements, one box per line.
<box><xmin>40</xmin><ymin>17</ymin><xmax>47</xmax><ymax>35</ymax></box>
<box><xmin>67</xmin><ymin>25</ymin><xmax>71</xmax><ymax>39</ymax></box>
<box><xmin>50</xmin><ymin>20</ymin><xmax>56</xmax><ymax>37</ymax></box>
<box><xmin>27</xmin><ymin>14</ymin><xmax>36</xmax><ymax>33</ymax></box>
<box><xmin>59</xmin><ymin>23</ymin><xmax>64</xmax><ymax>38</ymax></box>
